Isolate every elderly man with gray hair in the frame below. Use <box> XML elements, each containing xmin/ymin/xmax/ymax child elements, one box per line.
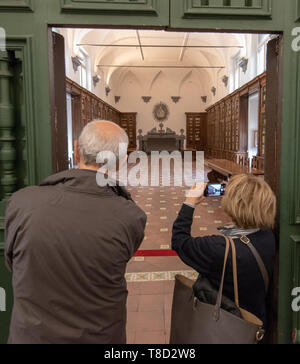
<box><xmin>5</xmin><ymin>120</ymin><xmax>147</xmax><ymax>344</ymax></box>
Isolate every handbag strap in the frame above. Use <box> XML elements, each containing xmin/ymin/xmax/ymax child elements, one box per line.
<box><xmin>240</xmin><ymin>235</ymin><xmax>270</xmax><ymax>292</ymax></box>
<box><xmin>214</xmin><ymin>237</ymin><xmax>241</xmax><ymax>321</ymax></box>
<box><xmin>214</xmin><ymin>234</ymin><xmax>269</xmax><ymax>322</ymax></box>
<box><xmin>228</xmin><ymin>237</ymin><xmax>240</xmax><ymax>308</ymax></box>
<box><xmin>214</xmin><ymin>237</ymin><xmax>230</xmax><ymax>321</ymax></box>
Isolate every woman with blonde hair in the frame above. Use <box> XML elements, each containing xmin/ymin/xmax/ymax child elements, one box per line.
<box><xmin>172</xmin><ymin>174</ymin><xmax>276</xmax><ymax>330</ymax></box>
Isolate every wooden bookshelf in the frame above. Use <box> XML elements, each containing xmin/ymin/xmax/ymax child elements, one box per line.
<box><xmin>206</xmin><ymin>72</ymin><xmax>266</xmax><ymax>164</ymax></box>
<box><xmin>186</xmin><ymin>112</ymin><xmax>207</xmax><ymax>151</ymax></box>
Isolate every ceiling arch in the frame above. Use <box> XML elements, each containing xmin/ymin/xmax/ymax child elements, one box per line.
<box><xmin>178</xmin><ymin>70</ymin><xmax>203</xmax><ymax>96</ymax></box>
<box><xmin>149</xmin><ymin>70</ymin><xmax>172</xmax><ymax>96</ymax></box>
<box><xmin>117</xmin><ymin>70</ymin><xmax>143</xmax><ymax>95</ymax></box>
<box><xmin>64</xmin><ymin>28</ymin><xmax>249</xmax><ymax>101</ymax></box>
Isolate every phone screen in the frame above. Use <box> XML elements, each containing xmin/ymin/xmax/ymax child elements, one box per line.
<box><xmin>204</xmin><ymin>184</ymin><xmax>226</xmax><ymax>197</ymax></box>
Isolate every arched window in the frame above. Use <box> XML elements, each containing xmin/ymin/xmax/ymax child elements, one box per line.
<box><xmin>78</xmin><ymin>47</ymin><xmax>91</xmax><ymax>91</ymax></box>
<box><xmin>257</xmin><ymin>34</ymin><xmax>270</xmax><ymax>75</ymax></box>
<box><xmin>230</xmin><ymin>52</ymin><xmax>241</xmax><ymax>92</ymax></box>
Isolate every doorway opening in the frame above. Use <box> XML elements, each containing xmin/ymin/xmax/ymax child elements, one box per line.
<box><xmin>49</xmin><ymin>27</ymin><xmax>282</xmax><ymax>344</ymax></box>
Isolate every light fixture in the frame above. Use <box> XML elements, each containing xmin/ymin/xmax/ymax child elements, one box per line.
<box><xmin>105</xmin><ymin>86</ymin><xmax>111</xmax><ymax>97</ymax></box>
<box><xmin>222</xmin><ymin>75</ymin><xmax>229</xmax><ymax>87</ymax></box>
<box><xmin>92</xmin><ymin>75</ymin><xmax>100</xmax><ymax>87</ymax></box>
<box><xmin>239</xmin><ymin>58</ymin><xmax>249</xmax><ymax>74</ymax></box>
<box><xmin>142</xmin><ymin>96</ymin><xmax>152</xmax><ymax>104</ymax></box>
<box><xmin>71</xmin><ymin>56</ymin><xmax>81</xmax><ymax>72</ymax></box>
<box><xmin>171</xmin><ymin>96</ymin><xmax>181</xmax><ymax>104</ymax></box>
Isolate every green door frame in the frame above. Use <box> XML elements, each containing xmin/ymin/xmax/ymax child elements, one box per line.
<box><xmin>0</xmin><ymin>0</ymin><xmax>299</xmax><ymax>344</ymax></box>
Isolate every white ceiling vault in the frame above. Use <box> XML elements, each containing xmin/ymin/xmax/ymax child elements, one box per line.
<box><xmin>63</xmin><ymin>28</ymin><xmax>248</xmax><ymax>98</ymax></box>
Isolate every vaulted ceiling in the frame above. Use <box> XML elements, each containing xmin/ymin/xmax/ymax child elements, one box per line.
<box><xmin>70</xmin><ymin>29</ymin><xmax>247</xmax><ymax>92</ymax></box>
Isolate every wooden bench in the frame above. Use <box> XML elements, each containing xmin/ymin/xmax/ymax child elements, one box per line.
<box><xmin>206</xmin><ymin>159</ymin><xmax>264</xmax><ymax>179</ymax></box>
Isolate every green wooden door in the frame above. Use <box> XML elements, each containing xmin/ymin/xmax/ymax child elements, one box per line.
<box><xmin>0</xmin><ymin>0</ymin><xmax>299</xmax><ymax>344</ymax></box>
<box><xmin>170</xmin><ymin>0</ymin><xmax>300</xmax><ymax>345</ymax></box>
<box><xmin>0</xmin><ymin>0</ymin><xmax>170</xmax><ymax>344</ymax></box>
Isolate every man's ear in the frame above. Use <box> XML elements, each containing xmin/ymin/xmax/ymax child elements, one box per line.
<box><xmin>74</xmin><ymin>140</ymin><xmax>80</xmax><ymax>164</ymax></box>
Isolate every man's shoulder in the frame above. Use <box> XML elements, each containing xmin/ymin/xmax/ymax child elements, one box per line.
<box><xmin>8</xmin><ymin>185</ymin><xmax>60</xmax><ymax>211</ymax></box>
<box><xmin>10</xmin><ymin>186</ymin><xmax>39</xmax><ymax>203</ymax></box>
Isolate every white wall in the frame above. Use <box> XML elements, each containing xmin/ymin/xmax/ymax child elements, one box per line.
<box><xmin>113</xmin><ymin>68</ymin><xmax>210</xmax><ymax>135</ymax></box>
<box><xmin>56</xmin><ymin>28</ymin><xmax>268</xmax><ymax>141</ymax></box>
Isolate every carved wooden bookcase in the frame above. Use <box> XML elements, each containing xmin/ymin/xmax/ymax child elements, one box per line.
<box><xmin>186</xmin><ymin>112</ymin><xmax>207</xmax><ymax>151</ymax></box>
<box><xmin>66</xmin><ymin>78</ymin><xmax>137</xmax><ymax>151</ymax></box>
<box><xmin>119</xmin><ymin>113</ymin><xmax>137</xmax><ymax>150</ymax></box>
<box><xmin>206</xmin><ymin>72</ymin><xmax>267</xmax><ymax>164</ymax></box>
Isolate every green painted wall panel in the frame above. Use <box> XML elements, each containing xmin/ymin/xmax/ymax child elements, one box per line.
<box><xmin>170</xmin><ymin>0</ymin><xmax>286</xmax><ymax>31</ymax></box>
<box><xmin>49</xmin><ymin>0</ymin><xmax>170</xmax><ymax>27</ymax></box>
<box><xmin>277</xmin><ymin>14</ymin><xmax>300</xmax><ymax>342</ymax></box>
<box><xmin>291</xmin><ymin>236</ymin><xmax>300</xmax><ymax>344</ymax></box>
<box><xmin>178</xmin><ymin>0</ymin><xmax>273</xmax><ymax>18</ymax></box>
<box><xmin>60</xmin><ymin>0</ymin><xmax>166</xmax><ymax>15</ymax></box>
<box><xmin>0</xmin><ymin>0</ymin><xmax>34</xmax><ymax>12</ymax></box>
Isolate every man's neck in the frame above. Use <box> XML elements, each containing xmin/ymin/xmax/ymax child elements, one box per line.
<box><xmin>78</xmin><ymin>162</ymin><xmax>117</xmax><ymax>180</ymax></box>
<box><xmin>78</xmin><ymin>162</ymin><xmax>99</xmax><ymax>172</ymax></box>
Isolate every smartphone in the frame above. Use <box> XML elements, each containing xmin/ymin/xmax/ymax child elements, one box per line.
<box><xmin>204</xmin><ymin>184</ymin><xmax>226</xmax><ymax>197</ymax></box>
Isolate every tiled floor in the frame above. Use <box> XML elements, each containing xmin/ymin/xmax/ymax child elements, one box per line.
<box><xmin>125</xmin><ymin>163</ymin><xmax>231</xmax><ymax>344</ymax></box>
<box><xmin>127</xmin><ymin>281</ymin><xmax>174</xmax><ymax>344</ymax></box>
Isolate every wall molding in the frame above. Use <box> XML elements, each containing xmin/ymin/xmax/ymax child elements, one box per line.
<box><xmin>296</xmin><ymin>0</ymin><xmax>300</xmax><ymax>21</ymax></box>
<box><xmin>182</xmin><ymin>0</ymin><xmax>272</xmax><ymax>18</ymax></box>
<box><xmin>0</xmin><ymin>37</ymin><xmax>37</xmax><ymax>249</ymax></box>
<box><xmin>297</xmin><ymin>53</ymin><xmax>300</xmax><ymax>224</ymax></box>
<box><xmin>291</xmin><ymin>235</ymin><xmax>300</xmax><ymax>343</ymax></box>
<box><xmin>0</xmin><ymin>0</ymin><xmax>34</xmax><ymax>12</ymax></box>
<box><xmin>291</xmin><ymin>235</ymin><xmax>300</xmax><ymax>243</ymax></box>
<box><xmin>60</xmin><ymin>0</ymin><xmax>160</xmax><ymax>14</ymax></box>
<box><xmin>291</xmin><ymin>51</ymin><xmax>300</xmax><ymax>225</ymax></box>
<box><xmin>0</xmin><ymin>215</ymin><xmax>4</xmax><ymax>256</ymax></box>
<box><xmin>6</xmin><ymin>37</ymin><xmax>37</xmax><ymax>187</ymax></box>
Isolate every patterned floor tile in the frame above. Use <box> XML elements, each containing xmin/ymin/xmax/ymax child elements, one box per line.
<box><xmin>134</xmin><ymin>257</ymin><xmax>145</xmax><ymax>262</ymax></box>
<box><xmin>125</xmin><ymin>270</ymin><xmax>197</xmax><ymax>282</ymax></box>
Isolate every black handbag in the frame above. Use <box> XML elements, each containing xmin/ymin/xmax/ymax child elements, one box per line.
<box><xmin>170</xmin><ymin>236</ymin><xmax>268</xmax><ymax>344</ymax></box>
<box><xmin>193</xmin><ymin>276</ymin><xmax>242</xmax><ymax>319</ymax></box>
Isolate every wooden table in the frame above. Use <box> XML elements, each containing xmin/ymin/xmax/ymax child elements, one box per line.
<box><xmin>206</xmin><ymin>159</ymin><xmax>264</xmax><ymax>178</ymax></box>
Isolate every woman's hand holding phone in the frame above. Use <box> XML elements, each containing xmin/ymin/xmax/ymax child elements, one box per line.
<box><xmin>185</xmin><ymin>183</ymin><xmax>207</xmax><ymax>206</ymax></box>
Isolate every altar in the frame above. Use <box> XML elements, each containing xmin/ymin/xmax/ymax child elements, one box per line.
<box><xmin>137</xmin><ymin>128</ymin><xmax>185</xmax><ymax>153</ymax></box>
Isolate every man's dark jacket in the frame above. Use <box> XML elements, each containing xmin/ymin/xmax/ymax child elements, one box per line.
<box><xmin>5</xmin><ymin>169</ymin><xmax>147</xmax><ymax>344</ymax></box>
